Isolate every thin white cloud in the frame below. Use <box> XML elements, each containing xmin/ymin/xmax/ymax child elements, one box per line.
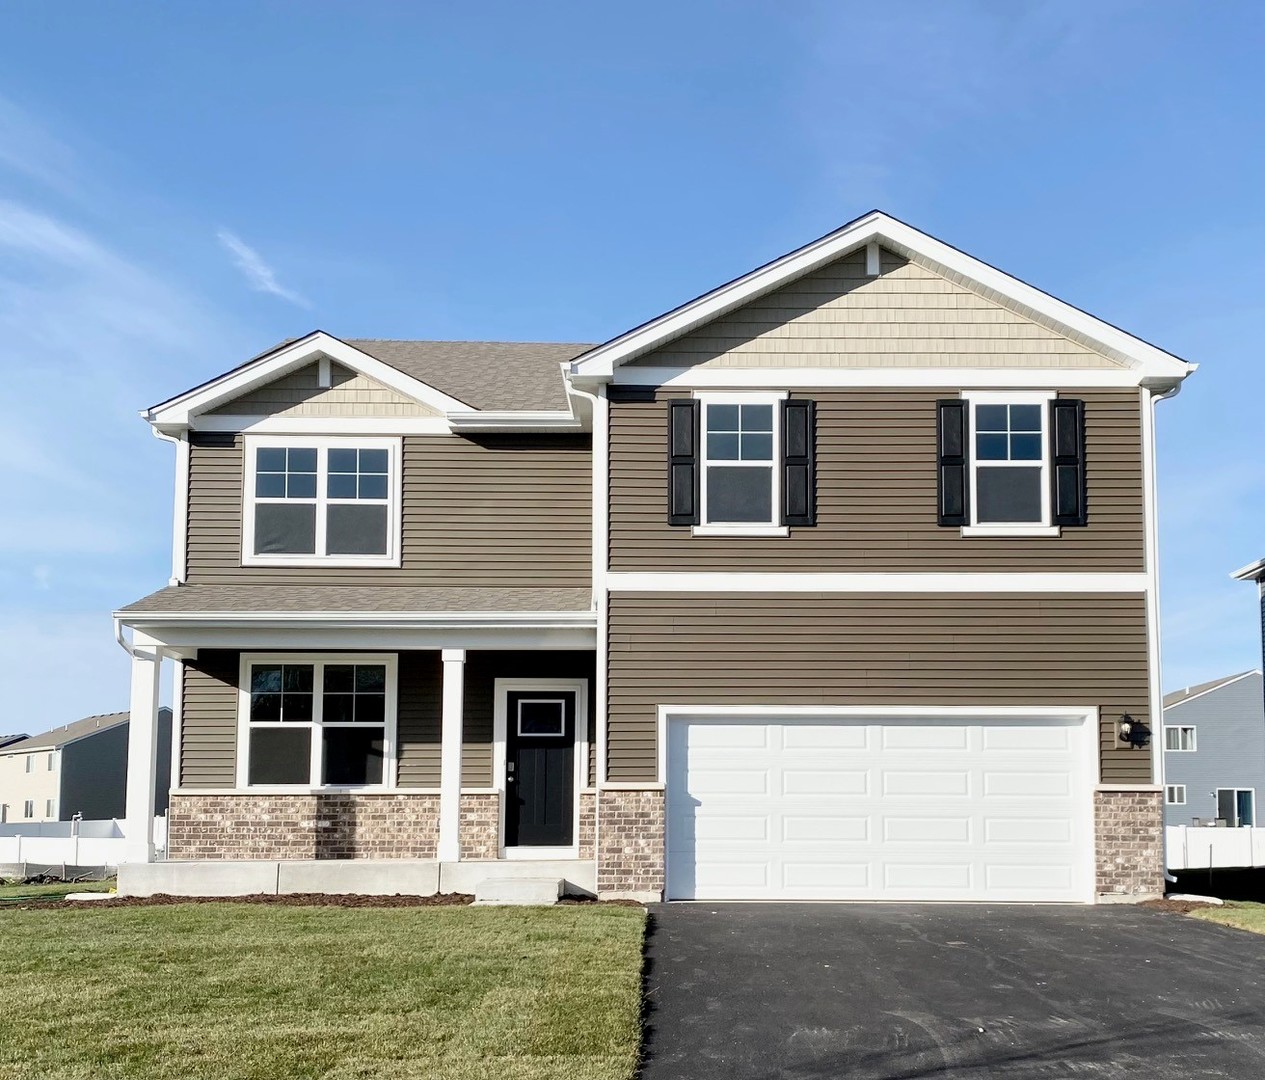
<box><xmin>0</xmin><ymin>96</ymin><xmax>78</xmax><ymax>196</ymax></box>
<box><xmin>216</xmin><ymin>228</ymin><xmax>311</xmax><ymax>308</ymax></box>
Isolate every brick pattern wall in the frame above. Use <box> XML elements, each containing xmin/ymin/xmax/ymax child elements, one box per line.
<box><xmin>459</xmin><ymin>793</ymin><xmax>500</xmax><ymax>860</ymax></box>
<box><xmin>597</xmin><ymin>788</ymin><xmax>664</xmax><ymax>899</ymax></box>
<box><xmin>1095</xmin><ymin>789</ymin><xmax>1164</xmax><ymax>898</ymax></box>
<box><xmin>167</xmin><ymin>793</ymin><xmax>439</xmax><ymax>860</ymax></box>
<box><xmin>579</xmin><ymin>791</ymin><xmax>596</xmax><ymax>860</ymax></box>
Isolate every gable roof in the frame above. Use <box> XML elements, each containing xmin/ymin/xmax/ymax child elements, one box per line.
<box><xmin>1164</xmin><ymin>670</ymin><xmax>1261</xmax><ymax>709</ymax></box>
<box><xmin>1</xmin><ymin>709</ymin><xmax>169</xmax><ymax>753</ymax></box>
<box><xmin>568</xmin><ymin>210</ymin><xmax>1196</xmax><ymax>386</ymax></box>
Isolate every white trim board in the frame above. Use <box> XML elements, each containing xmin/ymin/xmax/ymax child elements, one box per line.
<box><xmin>571</xmin><ymin>211</ymin><xmax>1193</xmax><ymax>383</ymax></box>
<box><xmin>612</xmin><ymin>366</ymin><xmax>1155</xmax><ymax>389</ymax></box>
<box><xmin>606</xmin><ymin>572</ymin><xmax>1148</xmax><ymax>593</ymax></box>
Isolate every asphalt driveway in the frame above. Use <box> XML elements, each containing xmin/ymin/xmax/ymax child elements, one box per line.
<box><xmin>640</xmin><ymin>903</ymin><xmax>1265</xmax><ymax>1079</ymax></box>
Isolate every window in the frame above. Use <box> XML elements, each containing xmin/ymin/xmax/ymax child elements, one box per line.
<box><xmin>1217</xmin><ymin>788</ymin><xmax>1255</xmax><ymax>827</ymax></box>
<box><xmin>243</xmin><ymin>437</ymin><xmax>401</xmax><ymax>567</ymax></box>
<box><xmin>45</xmin><ymin>799</ymin><xmax>55</xmax><ymax>818</ymax></box>
<box><xmin>518</xmin><ymin>699</ymin><xmax>566</xmax><ymax>737</ymax></box>
<box><xmin>1165</xmin><ymin>785</ymin><xmax>1186</xmax><ymax>806</ymax></box>
<box><xmin>1165</xmin><ymin>726</ymin><xmax>1197</xmax><ymax>752</ymax></box>
<box><xmin>697</xmin><ymin>393</ymin><xmax>785</xmax><ymax>534</ymax></box>
<box><xmin>238</xmin><ymin>654</ymin><xmax>396</xmax><ymax>788</ymax></box>
<box><xmin>23</xmin><ymin>800</ymin><xmax>33</xmax><ymax>819</ymax></box>
<box><xmin>24</xmin><ymin>756</ymin><xmax>32</xmax><ymax>774</ymax></box>
<box><xmin>47</xmin><ymin>752</ymin><xmax>54</xmax><ymax>771</ymax></box>
<box><xmin>962</xmin><ymin>391</ymin><xmax>1056</xmax><ymax>535</ymax></box>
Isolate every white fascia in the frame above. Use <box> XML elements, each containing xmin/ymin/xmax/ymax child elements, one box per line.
<box><xmin>568</xmin><ymin>211</ymin><xmax>1195</xmax><ymax>384</ymax></box>
<box><xmin>613</xmin><ymin>366</ymin><xmax>1152</xmax><ymax>389</ymax></box>
<box><xmin>114</xmin><ymin>609</ymin><xmax>598</xmax><ymax>629</ymax></box>
<box><xmin>446</xmin><ymin>410</ymin><xmax>583</xmax><ymax>433</ymax></box>
<box><xmin>146</xmin><ymin>332</ymin><xmax>478</xmax><ymax>431</ymax></box>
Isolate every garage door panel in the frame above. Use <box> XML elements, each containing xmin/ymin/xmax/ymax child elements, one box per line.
<box><xmin>666</xmin><ymin>715</ymin><xmax>1091</xmax><ymax>902</ymax></box>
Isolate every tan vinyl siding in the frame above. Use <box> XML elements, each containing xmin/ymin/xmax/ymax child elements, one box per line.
<box><xmin>180</xmin><ymin>651</ymin><xmax>238</xmax><ymax>789</ymax></box>
<box><xmin>627</xmin><ymin>248</ymin><xmax>1123</xmax><ymax>369</ymax></box>
<box><xmin>609</xmin><ymin>387</ymin><xmax>1143</xmax><ymax>573</ymax></box>
<box><xmin>186</xmin><ymin>432</ymin><xmax>591</xmax><ymax>588</ymax></box>
<box><xmin>205</xmin><ymin>362</ymin><xmax>440</xmax><ymax>417</ymax></box>
<box><xmin>397</xmin><ymin>651</ymin><xmax>441</xmax><ymax>787</ymax></box>
<box><xmin>607</xmin><ymin>592</ymin><xmax>1152</xmax><ymax>786</ymax></box>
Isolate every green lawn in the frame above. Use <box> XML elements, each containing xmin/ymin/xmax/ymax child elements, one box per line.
<box><xmin>1189</xmin><ymin>900</ymin><xmax>1265</xmax><ymax>936</ymax></box>
<box><xmin>0</xmin><ymin>902</ymin><xmax>646</xmax><ymax>1080</ymax></box>
<box><xmin>0</xmin><ymin>879</ymin><xmax>115</xmax><ymax>903</ymax></box>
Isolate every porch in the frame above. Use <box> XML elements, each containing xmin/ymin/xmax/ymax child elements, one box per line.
<box><xmin>114</xmin><ymin>586</ymin><xmax>608</xmax><ymax>898</ymax></box>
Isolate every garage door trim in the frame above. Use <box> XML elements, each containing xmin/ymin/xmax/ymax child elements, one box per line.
<box><xmin>659</xmin><ymin>704</ymin><xmax>1101</xmax><ymax>903</ymax></box>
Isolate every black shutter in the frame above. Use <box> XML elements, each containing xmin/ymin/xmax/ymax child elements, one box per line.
<box><xmin>1050</xmin><ymin>398</ymin><xmax>1087</xmax><ymax>527</ymax></box>
<box><xmin>781</xmin><ymin>399</ymin><xmax>816</xmax><ymax>526</ymax></box>
<box><xmin>667</xmin><ymin>399</ymin><xmax>700</xmax><ymax>526</ymax></box>
<box><xmin>936</xmin><ymin>399</ymin><xmax>969</xmax><ymax>527</ymax></box>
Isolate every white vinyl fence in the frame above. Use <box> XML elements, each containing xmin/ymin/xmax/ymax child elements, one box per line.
<box><xmin>0</xmin><ymin>817</ymin><xmax>165</xmax><ymax>870</ymax></box>
<box><xmin>1166</xmin><ymin>825</ymin><xmax>1265</xmax><ymax>871</ymax></box>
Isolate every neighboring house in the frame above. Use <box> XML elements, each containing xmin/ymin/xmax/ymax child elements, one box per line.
<box><xmin>0</xmin><ymin>710</ymin><xmax>171</xmax><ymax>823</ymax></box>
<box><xmin>1162</xmin><ymin>672</ymin><xmax>1264</xmax><ymax>827</ymax></box>
<box><xmin>0</xmin><ymin>735</ymin><xmax>27</xmax><ymax>750</ymax></box>
<box><xmin>112</xmin><ymin>210</ymin><xmax>1194</xmax><ymax>903</ymax></box>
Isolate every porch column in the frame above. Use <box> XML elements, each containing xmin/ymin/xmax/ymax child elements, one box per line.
<box><xmin>438</xmin><ymin>648</ymin><xmax>466</xmax><ymax>862</ymax></box>
<box><xmin>123</xmin><ymin>634</ymin><xmax>163</xmax><ymax>864</ymax></box>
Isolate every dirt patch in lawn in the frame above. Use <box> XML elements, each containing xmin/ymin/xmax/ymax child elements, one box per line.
<box><xmin>1139</xmin><ymin>898</ymin><xmax>1218</xmax><ymax>914</ymax></box>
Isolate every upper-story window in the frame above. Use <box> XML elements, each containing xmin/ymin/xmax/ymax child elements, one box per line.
<box><xmin>693</xmin><ymin>392</ymin><xmax>791</xmax><ymax>536</ymax></box>
<box><xmin>1165</xmin><ymin>725</ymin><xmax>1197</xmax><ymax>752</ymax></box>
<box><xmin>242</xmin><ymin>436</ymin><xmax>401</xmax><ymax>567</ymax></box>
<box><xmin>962</xmin><ymin>391</ymin><xmax>1055</xmax><ymax>536</ymax></box>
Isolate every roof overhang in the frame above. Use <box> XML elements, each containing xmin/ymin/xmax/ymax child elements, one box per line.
<box><xmin>568</xmin><ymin>210</ymin><xmax>1196</xmax><ymax>389</ymax></box>
<box><xmin>1231</xmin><ymin>558</ymin><xmax>1265</xmax><ymax>583</ymax></box>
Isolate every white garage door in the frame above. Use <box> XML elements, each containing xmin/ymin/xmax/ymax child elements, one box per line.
<box><xmin>665</xmin><ymin>714</ymin><xmax>1093</xmax><ymax>903</ymax></box>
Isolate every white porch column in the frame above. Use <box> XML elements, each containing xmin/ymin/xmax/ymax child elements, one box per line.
<box><xmin>438</xmin><ymin>648</ymin><xmax>466</xmax><ymax>862</ymax></box>
<box><xmin>123</xmin><ymin>634</ymin><xmax>163</xmax><ymax>865</ymax></box>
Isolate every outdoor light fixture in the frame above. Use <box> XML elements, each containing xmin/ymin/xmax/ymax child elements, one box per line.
<box><xmin>1117</xmin><ymin>713</ymin><xmax>1151</xmax><ymax>748</ymax></box>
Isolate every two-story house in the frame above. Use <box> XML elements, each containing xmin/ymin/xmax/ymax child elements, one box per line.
<box><xmin>114</xmin><ymin>211</ymin><xmax>1194</xmax><ymax>903</ymax></box>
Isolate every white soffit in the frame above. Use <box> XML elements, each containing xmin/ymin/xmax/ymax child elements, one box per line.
<box><xmin>146</xmin><ymin>331</ymin><xmax>478</xmax><ymax>430</ymax></box>
<box><xmin>568</xmin><ymin>210</ymin><xmax>1196</xmax><ymax>384</ymax></box>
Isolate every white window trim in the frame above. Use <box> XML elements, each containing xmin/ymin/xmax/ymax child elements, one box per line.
<box><xmin>693</xmin><ymin>390</ymin><xmax>789</xmax><ymax>537</ymax></box>
<box><xmin>23</xmin><ymin>800</ymin><xmax>34</xmax><ymax>818</ymax></box>
<box><xmin>241</xmin><ymin>435</ymin><xmax>403</xmax><ymax>569</ymax></box>
<box><xmin>1164</xmin><ymin>725</ymin><xmax>1197</xmax><ymax>752</ymax></box>
<box><xmin>235</xmin><ymin>652</ymin><xmax>399</xmax><ymax>791</ymax></box>
<box><xmin>1165</xmin><ymin>784</ymin><xmax>1186</xmax><ymax>806</ymax></box>
<box><xmin>516</xmin><ymin>698</ymin><xmax>568</xmax><ymax>738</ymax></box>
<box><xmin>1216</xmin><ymin>786</ymin><xmax>1256</xmax><ymax>827</ymax></box>
<box><xmin>960</xmin><ymin>389</ymin><xmax>1060</xmax><ymax>538</ymax></box>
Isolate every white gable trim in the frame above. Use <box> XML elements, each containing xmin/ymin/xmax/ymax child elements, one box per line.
<box><xmin>146</xmin><ymin>332</ymin><xmax>477</xmax><ymax>430</ymax></box>
<box><xmin>569</xmin><ymin>211</ymin><xmax>1194</xmax><ymax>383</ymax></box>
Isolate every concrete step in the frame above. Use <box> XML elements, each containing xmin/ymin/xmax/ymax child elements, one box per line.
<box><xmin>473</xmin><ymin>876</ymin><xmax>562</xmax><ymax>906</ymax></box>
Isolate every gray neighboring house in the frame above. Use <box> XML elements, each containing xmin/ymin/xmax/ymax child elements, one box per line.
<box><xmin>1163</xmin><ymin>672</ymin><xmax>1264</xmax><ymax>827</ymax></box>
<box><xmin>0</xmin><ymin>734</ymin><xmax>27</xmax><ymax>749</ymax></box>
<box><xmin>0</xmin><ymin>709</ymin><xmax>171</xmax><ymax>822</ymax></box>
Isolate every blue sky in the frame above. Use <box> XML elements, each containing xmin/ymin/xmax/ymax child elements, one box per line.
<box><xmin>1</xmin><ymin>2</ymin><xmax>1263</xmax><ymax>732</ymax></box>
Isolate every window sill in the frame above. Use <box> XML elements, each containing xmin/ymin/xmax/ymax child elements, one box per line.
<box><xmin>960</xmin><ymin>525</ymin><xmax>1061</xmax><ymax>539</ymax></box>
<box><xmin>241</xmin><ymin>555</ymin><xmax>402</xmax><ymax>569</ymax></box>
<box><xmin>692</xmin><ymin>525</ymin><xmax>790</xmax><ymax>538</ymax></box>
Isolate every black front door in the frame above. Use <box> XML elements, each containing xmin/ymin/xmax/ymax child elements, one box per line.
<box><xmin>505</xmin><ymin>690</ymin><xmax>576</xmax><ymax>847</ymax></box>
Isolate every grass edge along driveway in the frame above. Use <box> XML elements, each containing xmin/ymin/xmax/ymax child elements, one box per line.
<box><xmin>1189</xmin><ymin>899</ymin><xmax>1265</xmax><ymax>936</ymax></box>
<box><xmin>0</xmin><ymin>901</ymin><xmax>645</xmax><ymax>1080</ymax></box>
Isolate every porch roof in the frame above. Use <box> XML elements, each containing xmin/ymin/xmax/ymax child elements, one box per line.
<box><xmin>117</xmin><ymin>584</ymin><xmax>594</xmax><ymax>617</ymax></box>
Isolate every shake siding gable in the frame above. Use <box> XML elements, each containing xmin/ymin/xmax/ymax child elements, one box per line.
<box><xmin>609</xmin><ymin>388</ymin><xmax>1144</xmax><ymax>572</ymax></box>
<box><xmin>205</xmin><ymin>361</ymin><xmax>441</xmax><ymax>418</ymax></box>
<box><xmin>625</xmin><ymin>248</ymin><xmax>1126</xmax><ymax>370</ymax></box>
<box><xmin>606</xmin><ymin>592</ymin><xmax>1152</xmax><ymax>785</ymax></box>
<box><xmin>186</xmin><ymin>432</ymin><xmax>591</xmax><ymax>588</ymax></box>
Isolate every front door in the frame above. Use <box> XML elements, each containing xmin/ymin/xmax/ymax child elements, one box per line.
<box><xmin>505</xmin><ymin>690</ymin><xmax>577</xmax><ymax>848</ymax></box>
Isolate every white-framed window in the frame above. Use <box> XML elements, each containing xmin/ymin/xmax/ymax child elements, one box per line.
<box><xmin>517</xmin><ymin>699</ymin><xmax>567</xmax><ymax>737</ymax></box>
<box><xmin>23</xmin><ymin>800</ymin><xmax>33</xmax><ymax>819</ymax></box>
<box><xmin>695</xmin><ymin>391</ymin><xmax>787</xmax><ymax>536</ymax></box>
<box><xmin>242</xmin><ymin>436</ymin><xmax>402</xmax><ymax>568</ymax></box>
<box><xmin>45</xmin><ymin>799</ymin><xmax>55</xmax><ymax>817</ymax></box>
<box><xmin>236</xmin><ymin>653</ymin><xmax>398</xmax><ymax>789</ymax></box>
<box><xmin>24</xmin><ymin>756</ymin><xmax>32</xmax><ymax>774</ymax></box>
<box><xmin>1217</xmin><ymin>788</ymin><xmax>1255</xmax><ymax>827</ymax></box>
<box><xmin>46</xmin><ymin>752</ymin><xmax>54</xmax><ymax>771</ymax></box>
<box><xmin>1165</xmin><ymin>784</ymin><xmax>1186</xmax><ymax>806</ymax></box>
<box><xmin>1164</xmin><ymin>725</ymin><xmax>1197</xmax><ymax>752</ymax></box>
<box><xmin>961</xmin><ymin>390</ymin><xmax>1057</xmax><ymax>537</ymax></box>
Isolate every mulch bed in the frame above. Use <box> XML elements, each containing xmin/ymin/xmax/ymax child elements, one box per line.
<box><xmin>1139</xmin><ymin>898</ymin><xmax>1218</xmax><ymax>914</ymax></box>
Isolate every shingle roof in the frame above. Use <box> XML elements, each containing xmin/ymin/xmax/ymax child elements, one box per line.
<box><xmin>0</xmin><ymin>734</ymin><xmax>27</xmax><ymax>749</ymax></box>
<box><xmin>1164</xmin><ymin>670</ymin><xmax>1261</xmax><ymax>709</ymax></box>
<box><xmin>347</xmin><ymin>340</ymin><xmax>594</xmax><ymax>411</ymax></box>
<box><xmin>3</xmin><ymin>711</ymin><xmax>130</xmax><ymax>753</ymax></box>
<box><xmin>117</xmin><ymin>584</ymin><xmax>593</xmax><ymax>615</ymax></box>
